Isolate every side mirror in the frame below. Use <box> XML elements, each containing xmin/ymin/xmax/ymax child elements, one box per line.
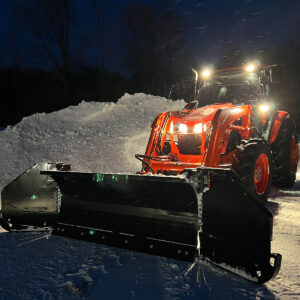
<box><xmin>183</xmin><ymin>100</ymin><xmax>199</xmax><ymax>110</ymax></box>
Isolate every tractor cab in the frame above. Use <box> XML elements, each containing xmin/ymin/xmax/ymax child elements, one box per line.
<box><xmin>193</xmin><ymin>63</ymin><xmax>282</xmax><ymax>107</ymax></box>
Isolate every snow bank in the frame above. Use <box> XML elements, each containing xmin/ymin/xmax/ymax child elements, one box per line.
<box><xmin>0</xmin><ymin>93</ymin><xmax>185</xmax><ymax>192</ymax></box>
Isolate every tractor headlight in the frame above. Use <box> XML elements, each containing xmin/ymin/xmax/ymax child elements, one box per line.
<box><xmin>258</xmin><ymin>104</ymin><xmax>271</xmax><ymax>113</ymax></box>
<box><xmin>193</xmin><ymin>123</ymin><xmax>207</xmax><ymax>133</ymax></box>
<box><xmin>178</xmin><ymin>123</ymin><xmax>188</xmax><ymax>133</ymax></box>
<box><xmin>193</xmin><ymin>123</ymin><xmax>202</xmax><ymax>133</ymax></box>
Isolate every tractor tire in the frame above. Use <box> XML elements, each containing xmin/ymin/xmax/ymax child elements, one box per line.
<box><xmin>271</xmin><ymin>117</ymin><xmax>298</xmax><ymax>188</ymax></box>
<box><xmin>232</xmin><ymin>139</ymin><xmax>273</xmax><ymax>204</ymax></box>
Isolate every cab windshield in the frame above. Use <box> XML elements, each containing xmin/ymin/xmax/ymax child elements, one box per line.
<box><xmin>197</xmin><ymin>71</ymin><xmax>260</xmax><ymax>105</ymax></box>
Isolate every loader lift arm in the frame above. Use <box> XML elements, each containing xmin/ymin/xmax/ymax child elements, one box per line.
<box><xmin>204</xmin><ymin>105</ymin><xmax>251</xmax><ymax>167</ymax></box>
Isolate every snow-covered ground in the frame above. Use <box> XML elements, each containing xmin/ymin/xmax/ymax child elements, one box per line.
<box><xmin>0</xmin><ymin>93</ymin><xmax>299</xmax><ymax>299</ymax></box>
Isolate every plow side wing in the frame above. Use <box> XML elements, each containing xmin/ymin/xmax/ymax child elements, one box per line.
<box><xmin>0</xmin><ymin>164</ymin><xmax>59</xmax><ymax>230</ymax></box>
<box><xmin>199</xmin><ymin>171</ymin><xmax>281</xmax><ymax>283</ymax></box>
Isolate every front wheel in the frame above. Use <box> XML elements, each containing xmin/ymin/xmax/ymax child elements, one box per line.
<box><xmin>232</xmin><ymin>139</ymin><xmax>273</xmax><ymax>204</ymax></box>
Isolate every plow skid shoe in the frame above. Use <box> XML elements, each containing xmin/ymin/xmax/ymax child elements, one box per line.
<box><xmin>0</xmin><ymin>163</ymin><xmax>281</xmax><ymax>283</ymax></box>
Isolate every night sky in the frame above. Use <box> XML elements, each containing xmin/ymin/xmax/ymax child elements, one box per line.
<box><xmin>0</xmin><ymin>0</ymin><xmax>300</xmax><ymax>71</ymax></box>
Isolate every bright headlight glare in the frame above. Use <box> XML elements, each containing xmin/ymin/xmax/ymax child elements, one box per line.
<box><xmin>201</xmin><ymin>69</ymin><xmax>212</xmax><ymax>78</ymax></box>
<box><xmin>179</xmin><ymin>123</ymin><xmax>188</xmax><ymax>133</ymax></box>
<box><xmin>193</xmin><ymin>123</ymin><xmax>207</xmax><ymax>133</ymax></box>
<box><xmin>245</xmin><ymin>64</ymin><xmax>255</xmax><ymax>72</ymax></box>
<box><xmin>194</xmin><ymin>123</ymin><xmax>202</xmax><ymax>133</ymax></box>
<box><xmin>259</xmin><ymin>104</ymin><xmax>270</xmax><ymax>113</ymax></box>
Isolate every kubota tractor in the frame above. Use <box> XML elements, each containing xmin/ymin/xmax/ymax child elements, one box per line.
<box><xmin>136</xmin><ymin>93</ymin><xmax>298</xmax><ymax>204</ymax></box>
<box><xmin>1</xmin><ymin>64</ymin><xmax>297</xmax><ymax>283</ymax></box>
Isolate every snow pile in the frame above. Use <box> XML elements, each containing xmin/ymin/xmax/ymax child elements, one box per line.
<box><xmin>0</xmin><ymin>93</ymin><xmax>185</xmax><ymax>193</ymax></box>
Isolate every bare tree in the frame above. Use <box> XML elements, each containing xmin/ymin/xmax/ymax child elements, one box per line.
<box><xmin>91</xmin><ymin>0</ymin><xmax>106</xmax><ymax>71</ymax></box>
<box><xmin>91</xmin><ymin>0</ymin><xmax>107</xmax><ymax>101</ymax></box>
<box><xmin>5</xmin><ymin>21</ymin><xmax>24</xmax><ymax>119</ymax></box>
<box><xmin>122</xmin><ymin>1</ymin><xmax>190</xmax><ymax>96</ymax></box>
<box><xmin>14</xmin><ymin>0</ymin><xmax>74</xmax><ymax>104</ymax></box>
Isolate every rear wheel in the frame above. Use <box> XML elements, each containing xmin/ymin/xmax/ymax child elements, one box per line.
<box><xmin>271</xmin><ymin>118</ymin><xmax>299</xmax><ymax>187</ymax></box>
<box><xmin>232</xmin><ymin>139</ymin><xmax>272</xmax><ymax>204</ymax></box>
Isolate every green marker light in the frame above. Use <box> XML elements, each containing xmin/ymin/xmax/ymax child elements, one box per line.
<box><xmin>93</xmin><ymin>173</ymin><xmax>104</xmax><ymax>183</ymax></box>
<box><xmin>112</xmin><ymin>174</ymin><xmax>119</xmax><ymax>182</ymax></box>
<box><xmin>89</xmin><ymin>230</ymin><xmax>95</xmax><ymax>235</ymax></box>
<box><xmin>31</xmin><ymin>195</ymin><xmax>37</xmax><ymax>200</ymax></box>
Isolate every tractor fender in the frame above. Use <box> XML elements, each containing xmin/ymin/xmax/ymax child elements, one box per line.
<box><xmin>269</xmin><ymin>111</ymin><xmax>289</xmax><ymax>144</ymax></box>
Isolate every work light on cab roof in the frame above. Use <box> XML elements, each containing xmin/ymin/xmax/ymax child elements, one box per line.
<box><xmin>244</xmin><ymin>61</ymin><xmax>260</xmax><ymax>73</ymax></box>
<box><xmin>201</xmin><ymin>68</ymin><xmax>212</xmax><ymax>78</ymax></box>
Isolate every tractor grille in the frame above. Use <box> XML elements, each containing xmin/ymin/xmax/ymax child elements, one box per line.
<box><xmin>177</xmin><ymin>135</ymin><xmax>202</xmax><ymax>155</ymax></box>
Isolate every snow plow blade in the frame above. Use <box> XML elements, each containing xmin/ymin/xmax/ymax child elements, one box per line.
<box><xmin>0</xmin><ymin>163</ymin><xmax>281</xmax><ymax>283</ymax></box>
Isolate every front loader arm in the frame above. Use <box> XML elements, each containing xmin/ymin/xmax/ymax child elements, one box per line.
<box><xmin>142</xmin><ymin>112</ymin><xmax>170</xmax><ymax>172</ymax></box>
<box><xmin>205</xmin><ymin>105</ymin><xmax>251</xmax><ymax>167</ymax></box>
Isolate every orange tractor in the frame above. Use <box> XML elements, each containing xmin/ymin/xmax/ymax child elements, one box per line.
<box><xmin>1</xmin><ymin>64</ymin><xmax>298</xmax><ymax>283</ymax></box>
<box><xmin>137</xmin><ymin>98</ymin><xmax>298</xmax><ymax>204</ymax></box>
